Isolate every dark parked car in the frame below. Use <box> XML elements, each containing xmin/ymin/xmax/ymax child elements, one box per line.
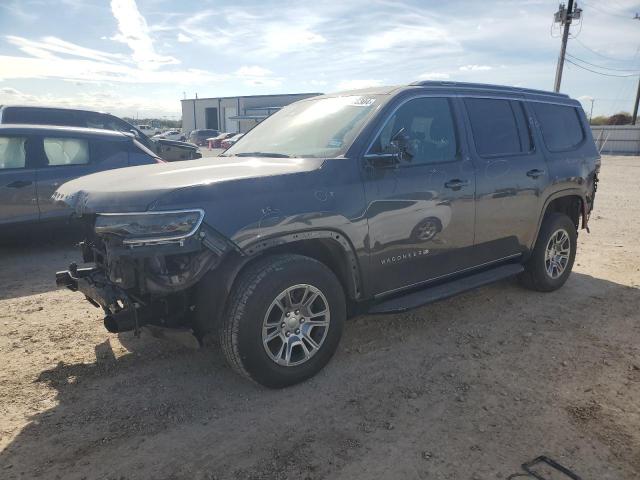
<box><xmin>0</xmin><ymin>105</ymin><xmax>201</xmax><ymax>162</ymax></box>
<box><xmin>0</xmin><ymin>125</ymin><xmax>162</xmax><ymax>230</ymax></box>
<box><xmin>55</xmin><ymin>81</ymin><xmax>599</xmax><ymax>388</ymax></box>
<box><xmin>188</xmin><ymin>129</ymin><xmax>220</xmax><ymax>146</ymax></box>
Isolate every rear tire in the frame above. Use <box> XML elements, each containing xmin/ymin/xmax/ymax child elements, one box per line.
<box><xmin>219</xmin><ymin>254</ymin><xmax>346</xmax><ymax>388</ymax></box>
<box><xmin>519</xmin><ymin>212</ymin><xmax>577</xmax><ymax>292</ymax></box>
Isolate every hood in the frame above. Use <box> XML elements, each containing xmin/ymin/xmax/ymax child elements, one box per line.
<box><xmin>152</xmin><ymin>138</ymin><xmax>196</xmax><ymax>149</ymax></box>
<box><xmin>53</xmin><ymin>156</ymin><xmax>325</xmax><ymax>215</ymax></box>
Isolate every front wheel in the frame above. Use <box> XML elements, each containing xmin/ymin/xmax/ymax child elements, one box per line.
<box><xmin>519</xmin><ymin>212</ymin><xmax>577</xmax><ymax>292</ymax></box>
<box><xmin>219</xmin><ymin>254</ymin><xmax>346</xmax><ymax>388</ymax></box>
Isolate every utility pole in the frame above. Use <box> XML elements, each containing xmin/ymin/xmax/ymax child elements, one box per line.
<box><xmin>632</xmin><ymin>14</ymin><xmax>640</xmax><ymax>124</ymax></box>
<box><xmin>553</xmin><ymin>0</ymin><xmax>581</xmax><ymax>92</ymax></box>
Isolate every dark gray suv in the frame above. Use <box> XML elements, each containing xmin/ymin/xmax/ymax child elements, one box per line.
<box><xmin>55</xmin><ymin>81</ymin><xmax>600</xmax><ymax>388</ymax></box>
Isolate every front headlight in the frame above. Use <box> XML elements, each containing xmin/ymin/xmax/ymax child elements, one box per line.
<box><xmin>94</xmin><ymin>209</ymin><xmax>204</xmax><ymax>245</ymax></box>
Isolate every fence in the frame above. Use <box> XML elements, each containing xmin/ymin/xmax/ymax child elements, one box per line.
<box><xmin>591</xmin><ymin>125</ymin><xmax>640</xmax><ymax>155</ymax></box>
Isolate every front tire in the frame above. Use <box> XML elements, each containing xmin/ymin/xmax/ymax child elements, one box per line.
<box><xmin>519</xmin><ymin>212</ymin><xmax>577</xmax><ymax>292</ymax></box>
<box><xmin>219</xmin><ymin>254</ymin><xmax>346</xmax><ymax>388</ymax></box>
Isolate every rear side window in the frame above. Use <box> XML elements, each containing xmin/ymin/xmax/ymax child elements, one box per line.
<box><xmin>532</xmin><ymin>103</ymin><xmax>584</xmax><ymax>151</ymax></box>
<box><xmin>465</xmin><ymin>98</ymin><xmax>532</xmax><ymax>157</ymax></box>
<box><xmin>43</xmin><ymin>138</ymin><xmax>89</xmax><ymax>166</ymax></box>
<box><xmin>90</xmin><ymin>139</ymin><xmax>128</xmax><ymax>167</ymax></box>
<box><xmin>0</xmin><ymin>136</ymin><xmax>27</xmax><ymax>169</ymax></box>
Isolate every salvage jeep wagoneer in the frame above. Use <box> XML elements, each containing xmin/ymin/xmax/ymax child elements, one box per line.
<box><xmin>55</xmin><ymin>81</ymin><xmax>600</xmax><ymax>387</ymax></box>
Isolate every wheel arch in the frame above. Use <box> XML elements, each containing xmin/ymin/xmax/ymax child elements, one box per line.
<box><xmin>192</xmin><ymin>229</ymin><xmax>362</xmax><ymax>338</ymax></box>
<box><xmin>531</xmin><ymin>190</ymin><xmax>587</xmax><ymax>250</ymax></box>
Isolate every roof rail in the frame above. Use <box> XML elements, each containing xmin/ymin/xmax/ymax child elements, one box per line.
<box><xmin>408</xmin><ymin>80</ymin><xmax>570</xmax><ymax>98</ymax></box>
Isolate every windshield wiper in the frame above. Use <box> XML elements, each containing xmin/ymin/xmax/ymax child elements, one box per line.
<box><xmin>234</xmin><ymin>152</ymin><xmax>293</xmax><ymax>158</ymax></box>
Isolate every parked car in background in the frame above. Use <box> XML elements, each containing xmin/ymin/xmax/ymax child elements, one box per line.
<box><xmin>137</xmin><ymin>124</ymin><xmax>159</xmax><ymax>136</ymax></box>
<box><xmin>154</xmin><ymin>130</ymin><xmax>186</xmax><ymax>141</ymax></box>
<box><xmin>207</xmin><ymin>132</ymin><xmax>236</xmax><ymax>148</ymax></box>
<box><xmin>220</xmin><ymin>133</ymin><xmax>244</xmax><ymax>149</ymax></box>
<box><xmin>54</xmin><ymin>81</ymin><xmax>599</xmax><ymax>388</ymax></box>
<box><xmin>188</xmin><ymin>129</ymin><xmax>220</xmax><ymax>146</ymax></box>
<box><xmin>0</xmin><ymin>106</ymin><xmax>200</xmax><ymax>162</ymax></box>
<box><xmin>0</xmin><ymin>124</ymin><xmax>162</xmax><ymax>231</ymax></box>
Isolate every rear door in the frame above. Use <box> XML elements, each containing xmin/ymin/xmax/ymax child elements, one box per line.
<box><xmin>0</xmin><ymin>134</ymin><xmax>39</xmax><ymax>226</ymax></box>
<box><xmin>462</xmin><ymin>96</ymin><xmax>549</xmax><ymax>262</ymax></box>
<box><xmin>34</xmin><ymin>135</ymin><xmax>130</xmax><ymax>221</ymax></box>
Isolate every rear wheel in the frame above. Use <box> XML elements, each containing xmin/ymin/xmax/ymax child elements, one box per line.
<box><xmin>219</xmin><ymin>254</ymin><xmax>345</xmax><ymax>388</ymax></box>
<box><xmin>519</xmin><ymin>212</ymin><xmax>577</xmax><ymax>292</ymax></box>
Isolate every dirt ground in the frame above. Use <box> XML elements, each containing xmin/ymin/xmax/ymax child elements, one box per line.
<box><xmin>1</xmin><ymin>155</ymin><xmax>639</xmax><ymax>480</ymax></box>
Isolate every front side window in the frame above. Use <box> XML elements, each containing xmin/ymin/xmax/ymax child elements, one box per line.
<box><xmin>0</xmin><ymin>136</ymin><xmax>27</xmax><ymax>169</ymax></box>
<box><xmin>43</xmin><ymin>137</ymin><xmax>90</xmax><ymax>166</ymax></box>
<box><xmin>465</xmin><ymin>98</ymin><xmax>532</xmax><ymax>157</ymax></box>
<box><xmin>224</xmin><ymin>95</ymin><xmax>383</xmax><ymax>158</ymax></box>
<box><xmin>532</xmin><ymin>103</ymin><xmax>584</xmax><ymax>152</ymax></box>
<box><xmin>368</xmin><ymin>97</ymin><xmax>458</xmax><ymax>165</ymax></box>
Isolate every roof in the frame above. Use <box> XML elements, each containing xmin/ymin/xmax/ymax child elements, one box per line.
<box><xmin>306</xmin><ymin>81</ymin><xmax>571</xmax><ymax>101</ymax></box>
<box><xmin>408</xmin><ymin>80</ymin><xmax>570</xmax><ymax>98</ymax></box>
<box><xmin>0</xmin><ymin>124</ymin><xmax>133</xmax><ymax>139</ymax></box>
<box><xmin>0</xmin><ymin>104</ymin><xmax>110</xmax><ymax>114</ymax></box>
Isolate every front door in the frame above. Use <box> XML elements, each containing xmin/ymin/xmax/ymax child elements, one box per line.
<box><xmin>363</xmin><ymin>96</ymin><xmax>476</xmax><ymax>296</ymax></box>
<box><xmin>0</xmin><ymin>134</ymin><xmax>38</xmax><ymax>227</ymax></box>
<box><xmin>462</xmin><ymin>96</ymin><xmax>549</xmax><ymax>262</ymax></box>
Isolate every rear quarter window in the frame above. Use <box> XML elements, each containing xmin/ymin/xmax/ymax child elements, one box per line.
<box><xmin>532</xmin><ymin>103</ymin><xmax>584</xmax><ymax>152</ymax></box>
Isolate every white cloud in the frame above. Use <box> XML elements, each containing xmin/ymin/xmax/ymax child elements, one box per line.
<box><xmin>177</xmin><ymin>33</ymin><xmax>192</xmax><ymax>43</ymax></box>
<box><xmin>362</xmin><ymin>25</ymin><xmax>459</xmax><ymax>54</ymax></box>
<box><xmin>418</xmin><ymin>72</ymin><xmax>450</xmax><ymax>81</ymax></box>
<box><xmin>459</xmin><ymin>64</ymin><xmax>492</xmax><ymax>71</ymax></box>
<box><xmin>336</xmin><ymin>79</ymin><xmax>382</xmax><ymax>91</ymax></box>
<box><xmin>262</xmin><ymin>25</ymin><xmax>326</xmax><ymax>55</ymax></box>
<box><xmin>0</xmin><ymin>86</ymin><xmax>180</xmax><ymax>118</ymax></box>
<box><xmin>7</xmin><ymin>36</ymin><xmax>125</xmax><ymax>64</ymax></box>
<box><xmin>0</xmin><ymin>49</ymin><xmax>226</xmax><ymax>85</ymax></box>
<box><xmin>235</xmin><ymin>65</ymin><xmax>273</xmax><ymax>77</ymax></box>
<box><xmin>235</xmin><ymin>65</ymin><xmax>282</xmax><ymax>87</ymax></box>
<box><xmin>109</xmin><ymin>0</ymin><xmax>178</xmax><ymax>70</ymax></box>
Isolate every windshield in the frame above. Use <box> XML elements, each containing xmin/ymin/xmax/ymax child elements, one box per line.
<box><xmin>224</xmin><ymin>94</ymin><xmax>383</xmax><ymax>158</ymax></box>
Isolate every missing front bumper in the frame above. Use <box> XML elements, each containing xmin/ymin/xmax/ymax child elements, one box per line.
<box><xmin>56</xmin><ymin>263</ymin><xmax>191</xmax><ymax>334</ymax></box>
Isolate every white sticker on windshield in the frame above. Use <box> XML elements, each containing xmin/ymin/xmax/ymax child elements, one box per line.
<box><xmin>348</xmin><ymin>96</ymin><xmax>376</xmax><ymax>106</ymax></box>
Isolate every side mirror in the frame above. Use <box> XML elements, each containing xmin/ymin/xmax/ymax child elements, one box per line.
<box><xmin>390</xmin><ymin>127</ymin><xmax>413</xmax><ymax>163</ymax></box>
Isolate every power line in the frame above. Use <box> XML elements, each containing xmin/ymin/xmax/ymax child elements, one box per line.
<box><xmin>573</xmin><ymin>37</ymin><xmax>637</xmax><ymax>63</ymax></box>
<box><xmin>580</xmin><ymin>0</ymin><xmax>635</xmax><ymax>19</ymax></box>
<box><xmin>565</xmin><ymin>58</ymin><xmax>640</xmax><ymax>77</ymax></box>
<box><xmin>566</xmin><ymin>52</ymin><xmax>640</xmax><ymax>72</ymax></box>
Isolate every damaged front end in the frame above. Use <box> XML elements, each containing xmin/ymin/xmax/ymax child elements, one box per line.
<box><xmin>56</xmin><ymin>209</ymin><xmax>233</xmax><ymax>335</ymax></box>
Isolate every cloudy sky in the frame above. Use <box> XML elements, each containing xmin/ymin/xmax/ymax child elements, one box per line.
<box><xmin>0</xmin><ymin>0</ymin><xmax>639</xmax><ymax>119</ymax></box>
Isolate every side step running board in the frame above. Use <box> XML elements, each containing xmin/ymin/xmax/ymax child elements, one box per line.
<box><xmin>368</xmin><ymin>263</ymin><xmax>524</xmax><ymax>314</ymax></box>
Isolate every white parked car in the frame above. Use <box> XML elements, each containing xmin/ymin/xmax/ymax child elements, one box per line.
<box><xmin>153</xmin><ymin>130</ymin><xmax>185</xmax><ymax>141</ymax></box>
<box><xmin>137</xmin><ymin>124</ymin><xmax>159</xmax><ymax>136</ymax></box>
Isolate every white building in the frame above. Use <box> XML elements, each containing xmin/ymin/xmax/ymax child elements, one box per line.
<box><xmin>181</xmin><ymin>93</ymin><xmax>322</xmax><ymax>134</ymax></box>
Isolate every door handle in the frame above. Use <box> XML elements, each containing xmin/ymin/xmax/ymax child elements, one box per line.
<box><xmin>444</xmin><ymin>179</ymin><xmax>469</xmax><ymax>190</ymax></box>
<box><xmin>6</xmin><ymin>180</ymin><xmax>32</xmax><ymax>188</ymax></box>
<box><xmin>526</xmin><ymin>169</ymin><xmax>545</xmax><ymax>179</ymax></box>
